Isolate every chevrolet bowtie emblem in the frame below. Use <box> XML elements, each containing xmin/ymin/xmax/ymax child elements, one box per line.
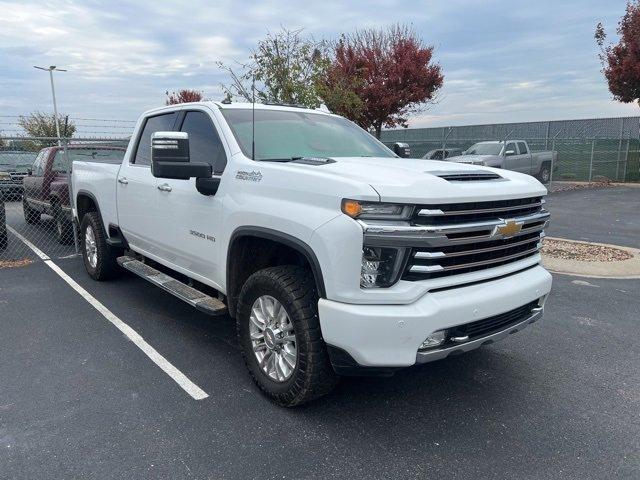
<box><xmin>494</xmin><ymin>219</ymin><xmax>523</xmax><ymax>238</ymax></box>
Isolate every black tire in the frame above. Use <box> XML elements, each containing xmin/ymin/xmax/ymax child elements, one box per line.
<box><xmin>0</xmin><ymin>202</ymin><xmax>7</xmax><ymax>251</ymax></box>
<box><xmin>237</xmin><ymin>265</ymin><xmax>338</xmax><ymax>407</ymax></box>
<box><xmin>23</xmin><ymin>197</ymin><xmax>40</xmax><ymax>224</ymax></box>
<box><xmin>53</xmin><ymin>206</ymin><xmax>74</xmax><ymax>245</ymax></box>
<box><xmin>537</xmin><ymin>162</ymin><xmax>551</xmax><ymax>184</ymax></box>
<box><xmin>79</xmin><ymin>211</ymin><xmax>120</xmax><ymax>281</ymax></box>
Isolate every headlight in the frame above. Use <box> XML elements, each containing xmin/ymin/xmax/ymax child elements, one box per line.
<box><xmin>360</xmin><ymin>246</ymin><xmax>408</xmax><ymax>288</ymax></box>
<box><xmin>342</xmin><ymin>199</ymin><xmax>412</xmax><ymax>220</ymax></box>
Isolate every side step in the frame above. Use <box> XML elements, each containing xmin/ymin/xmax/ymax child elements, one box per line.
<box><xmin>117</xmin><ymin>256</ymin><xmax>227</xmax><ymax>316</ymax></box>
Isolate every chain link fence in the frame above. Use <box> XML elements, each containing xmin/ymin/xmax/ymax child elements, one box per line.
<box><xmin>381</xmin><ymin>116</ymin><xmax>640</xmax><ymax>183</ymax></box>
<box><xmin>1</xmin><ymin>135</ymin><xmax>128</xmax><ymax>265</ymax></box>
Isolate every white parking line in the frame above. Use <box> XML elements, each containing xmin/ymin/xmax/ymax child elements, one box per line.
<box><xmin>6</xmin><ymin>226</ymin><xmax>209</xmax><ymax>401</ymax></box>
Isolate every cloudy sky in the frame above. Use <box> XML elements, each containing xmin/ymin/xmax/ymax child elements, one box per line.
<box><xmin>0</xmin><ymin>0</ymin><xmax>636</xmax><ymax>134</ymax></box>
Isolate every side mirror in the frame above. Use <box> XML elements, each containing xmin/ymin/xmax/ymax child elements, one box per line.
<box><xmin>505</xmin><ymin>149</ymin><xmax>515</xmax><ymax>156</ymax></box>
<box><xmin>151</xmin><ymin>132</ymin><xmax>212</xmax><ymax>180</ymax></box>
<box><xmin>393</xmin><ymin>142</ymin><xmax>411</xmax><ymax>158</ymax></box>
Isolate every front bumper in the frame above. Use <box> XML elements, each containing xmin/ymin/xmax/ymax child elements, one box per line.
<box><xmin>318</xmin><ymin>264</ymin><xmax>552</xmax><ymax>368</ymax></box>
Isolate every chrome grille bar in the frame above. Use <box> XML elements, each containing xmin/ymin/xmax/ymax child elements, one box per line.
<box><xmin>362</xmin><ymin>210</ymin><xmax>549</xmax><ymax>237</ymax></box>
<box><xmin>417</xmin><ymin>200</ymin><xmax>545</xmax><ymax>217</ymax></box>
<box><xmin>414</xmin><ymin>233</ymin><xmax>544</xmax><ymax>259</ymax></box>
<box><xmin>409</xmin><ymin>245</ymin><xmax>542</xmax><ymax>274</ymax></box>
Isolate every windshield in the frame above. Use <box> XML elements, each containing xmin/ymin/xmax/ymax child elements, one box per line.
<box><xmin>221</xmin><ymin>109</ymin><xmax>395</xmax><ymax>160</ymax></box>
<box><xmin>465</xmin><ymin>143</ymin><xmax>503</xmax><ymax>155</ymax></box>
<box><xmin>0</xmin><ymin>152</ymin><xmax>38</xmax><ymax>168</ymax></box>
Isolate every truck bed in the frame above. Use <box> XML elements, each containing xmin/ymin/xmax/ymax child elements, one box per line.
<box><xmin>72</xmin><ymin>161</ymin><xmax>121</xmax><ymax>230</ymax></box>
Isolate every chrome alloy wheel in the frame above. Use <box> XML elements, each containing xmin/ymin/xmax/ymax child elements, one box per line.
<box><xmin>84</xmin><ymin>224</ymin><xmax>98</xmax><ymax>268</ymax></box>
<box><xmin>249</xmin><ymin>295</ymin><xmax>297</xmax><ymax>382</ymax></box>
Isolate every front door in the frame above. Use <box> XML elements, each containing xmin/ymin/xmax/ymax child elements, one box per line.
<box><xmin>117</xmin><ymin>112</ymin><xmax>178</xmax><ymax>257</ymax></box>
<box><xmin>503</xmin><ymin>142</ymin><xmax>528</xmax><ymax>173</ymax></box>
<box><xmin>23</xmin><ymin>148</ymin><xmax>49</xmax><ymax>212</ymax></box>
<box><xmin>154</xmin><ymin>109</ymin><xmax>228</xmax><ymax>287</ymax></box>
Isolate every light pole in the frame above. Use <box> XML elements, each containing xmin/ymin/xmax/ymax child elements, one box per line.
<box><xmin>34</xmin><ymin>65</ymin><xmax>67</xmax><ymax>145</ymax></box>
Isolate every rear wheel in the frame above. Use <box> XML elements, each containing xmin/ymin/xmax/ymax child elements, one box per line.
<box><xmin>54</xmin><ymin>206</ymin><xmax>74</xmax><ymax>245</ymax></box>
<box><xmin>80</xmin><ymin>212</ymin><xmax>120</xmax><ymax>280</ymax></box>
<box><xmin>23</xmin><ymin>197</ymin><xmax>40</xmax><ymax>224</ymax></box>
<box><xmin>237</xmin><ymin>265</ymin><xmax>338</xmax><ymax>407</ymax></box>
<box><xmin>538</xmin><ymin>163</ymin><xmax>551</xmax><ymax>183</ymax></box>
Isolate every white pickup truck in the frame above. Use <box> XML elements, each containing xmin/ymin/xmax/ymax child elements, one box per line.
<box><xmin>72</xmin><ymin>102</ymin><xmax>552</xmax><ymax>406</ymax></box>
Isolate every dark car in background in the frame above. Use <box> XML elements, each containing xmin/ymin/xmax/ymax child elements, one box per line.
<box><xmin>0</xmin><ymin>151</ymin><xmax>38</xmax><ymax>200</ymax></box>
<box><xmin>422</xmin><ymin>148</ymin><xmax>463</xmax><ymax>160</ymax></box>
<box><xmin>23</xmin><ymin>145</ymin><xmax>125</xmax><ymax>244</ymax></box>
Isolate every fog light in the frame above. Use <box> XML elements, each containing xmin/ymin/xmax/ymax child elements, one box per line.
<box><xmin>419</xmin><ymin>330</ymin><xmax>447</xmax><ymax>350</ymax></box>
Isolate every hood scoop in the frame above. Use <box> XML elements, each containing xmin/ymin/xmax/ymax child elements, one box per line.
<box><xmin>428</xmin><ymin>169</ymin><xmax>503</xmax><ymax>182</ymax></box>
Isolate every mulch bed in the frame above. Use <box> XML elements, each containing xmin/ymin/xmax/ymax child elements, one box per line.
<box><xmin>0</xmin><ymin>259</ymin><xmax>34</xmax><ymax>269</ymax></box>
<box><xmin>541</xmin><ymin>238</ymin><xmax>632</xmax><ymax>262</ymax></box>
<box><xmin>548</xmin><ymin>180</ymin><xmax>614</xmax><ymax>193</ymax></box>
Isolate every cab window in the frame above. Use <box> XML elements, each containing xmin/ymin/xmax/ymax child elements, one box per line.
<box><xmin>52</xmin><ymin>150</ymin><xmax>68</xmax><ymax>173</ymax></box>
<box><xmin>133</xmin><ymin>112</ymin><xmax>178</xmax><ymax>166</ymax></box>
<box><xmin>32</xmin><ymin>150</ymin><xmax>47</xmax><ymax>175</ymax></box>
<box><xmin>180</xmin><ymin>111</ymin><xmax>227</xmax><ymax>174</ymax></box>
<box><xmin>517</xmin><ymin>142</ymin><xmax>528</xmax><ymax>155</ymax></box>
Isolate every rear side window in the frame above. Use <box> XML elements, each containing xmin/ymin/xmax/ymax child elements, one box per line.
<box><xmin>517</xmin><ymin>142</ymin><xmax>528</xmax><ymax>154</ymax></box>
<box><xmin>133</xmin><ymin>112</ymin><xmax>178</xmax><ymax>166</ymax></box>
<box><xmin>180</xmin><ymin>111</ymin><xmax>227</xmax><ymax>174</ymax></box>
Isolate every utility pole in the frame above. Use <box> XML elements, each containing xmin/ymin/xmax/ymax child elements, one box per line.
<box><xmin>34</xmin><ymin>65</ymin><xmax>67</xmax><ymax>145</ymax></box>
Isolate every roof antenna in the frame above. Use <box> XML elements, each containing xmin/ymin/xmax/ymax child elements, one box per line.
<box><xmin>251</xmin><ymin>75</ymin><xmax>256</xmax><ymax>161</ymax></box>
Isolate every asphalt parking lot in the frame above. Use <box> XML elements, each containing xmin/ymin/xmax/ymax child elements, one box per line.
<box><xmin>1</xmin><ymin>187</ymin><xmax>639</xmax><ymax>479</ymax></box>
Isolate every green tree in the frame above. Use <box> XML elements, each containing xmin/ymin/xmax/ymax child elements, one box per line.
<box><xmin>217</xmin><ymin>28</ymin><xmax>330</xmax><ymax>108</ymax></box>
<box><xmin>18</xmin><ymin>111</ymin><xmax>76</xmax><ymax>138</ymax></box>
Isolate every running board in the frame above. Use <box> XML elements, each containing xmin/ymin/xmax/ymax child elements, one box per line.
<box><xmin>117</xmin><ymin>256</ymin><xmax>227</xmax><ymax>316</ymax></box>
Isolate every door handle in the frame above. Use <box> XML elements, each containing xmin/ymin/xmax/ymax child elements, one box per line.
<box><xmin>157</xmin><ymin>183</ymin><xmax>172</xmax><ymax>192</ymax></box>
<box><xmin>117</xmin><ymin>177</ymin><xmax>128</xmax><ymax>185</ymax></box>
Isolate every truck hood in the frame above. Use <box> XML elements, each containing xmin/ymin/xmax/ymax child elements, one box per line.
<box><xmin>316</xmin><ymin>156</ymin><xmax>546</xmax><ymax>203</ymax></box>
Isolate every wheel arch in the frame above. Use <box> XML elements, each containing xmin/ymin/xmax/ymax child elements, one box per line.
<box><xmin>76</xmin><ymin>190</ymin><xmax>103</xmax><ymax>225</ymax></box>
<box><xmin>226</xmin><ymin>226</ymin><xmax>326</xmax><ymax>318</ymax></box>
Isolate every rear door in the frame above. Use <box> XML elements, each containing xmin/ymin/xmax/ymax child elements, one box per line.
<box><xmin>117</xmin><ymin>112</ymin><xmax>178</xmax><ymax>256</ymax></box>
<box><xmin>154</xmin><ymin>108</ymin><xmax>228</xmax><ymax>285</ymax></box>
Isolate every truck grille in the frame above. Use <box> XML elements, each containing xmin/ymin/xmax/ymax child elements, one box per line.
<box><xmin>402</xmin><ymin>196</ymin><xmax>547</xmax><ymax>281</ymax></box>
<box><xmin>10</xmin><ymin>173</ymin><xmax>26</xmax><ymax>184</ymax></box>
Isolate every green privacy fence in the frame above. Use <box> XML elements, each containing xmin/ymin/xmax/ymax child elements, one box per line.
<box><xmin>381</xmin><ymin>116</ymin><xmax>640</xmax><ymax>183</ymax></box>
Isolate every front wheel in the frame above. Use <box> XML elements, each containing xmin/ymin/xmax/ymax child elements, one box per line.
<box><xmin>54</xmin><ymin>206</ymin><xmax>74</xmax><ymax>245</ymax></box>
<box><xmin>23</xmin><ymin>198</ymin><xmax>40</xmax><ymax>224</ymax></box>
<box><xmin>237</xmin><ymin>266</ymin><xmax>338</xmax><ymax>407</ymax></box>
<box><xmin>80</xmin><ymin>212</ymin><xmax>120</xmax><ymax>280</ymax></box>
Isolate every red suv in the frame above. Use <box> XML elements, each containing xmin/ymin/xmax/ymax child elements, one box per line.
<box><xmin>23</xmin><ymin>145</ymin><xmax>125</xmax><ymax>244</ymax></box>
